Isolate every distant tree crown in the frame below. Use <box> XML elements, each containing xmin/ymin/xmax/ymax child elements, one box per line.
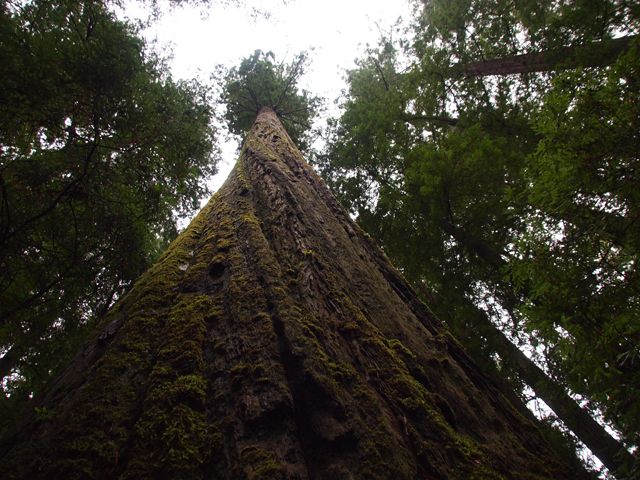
<box><xmin>219</xmin><ymin>50</ymin><xmax>322</xmax><ymax>151</ymax></box>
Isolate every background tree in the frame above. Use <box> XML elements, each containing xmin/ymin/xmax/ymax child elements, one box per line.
<box><xmin>508</xmin><ymin>45</ymin><xmax>640</xmax><ymax>450</ymax></box>
<box><xmin>0</xmin><ymin>0</ymin><xmax>217</xmax><ymax>431</ymax></box>
<box><xmin>316</xmin><ymin>0</ymin><xmax>639</xmax><ymax>475</ymax></box>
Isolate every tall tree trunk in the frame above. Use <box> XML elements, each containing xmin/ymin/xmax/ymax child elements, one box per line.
<box><xmin>0</xmin><ymin>107</ymin><xmax>589</xmax><ymax>479</ymax></box>
<box><xmin>448</xmin><ymin>35</ymin><xmax>636</xmax><ymax>78</ymax></box>
<box><xmin>439</xmin><ymin>220</ymin><xmax>633</xmax><ymax>474</ymax></box>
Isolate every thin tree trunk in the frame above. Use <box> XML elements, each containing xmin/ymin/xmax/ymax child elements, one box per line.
<box><xmin>439</xmin><ymin>221</ymin><xmax>633</xmax><ymax>474</ymax></box>
<box><xmin>0</xmin><ymin>107</ymin><xmax>590</xmax><ymax>479</ymax></box>
<box><xmin>474</xmin><ymin>312</ymin><xmax>634</xmax><ymax>474</ymax></box>
<box><xmin>449</xmin><ymin>35</ymin><xmax>636</xmax><ymax>78</ymax></box>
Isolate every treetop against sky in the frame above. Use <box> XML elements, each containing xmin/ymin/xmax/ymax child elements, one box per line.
<box><xmin>117</xmin><ymin>0</ymin><xmax>413</xmax><ymax>192</ymax></box>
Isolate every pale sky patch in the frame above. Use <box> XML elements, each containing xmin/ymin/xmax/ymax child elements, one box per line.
<box><xmin>117</xmin><ymin>0</ymin><xmax>412</xmax><ymax>197</ymax></box>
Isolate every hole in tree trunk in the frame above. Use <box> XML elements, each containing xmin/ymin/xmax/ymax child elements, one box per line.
<box><xmin>208</xmin><ymin>262</ymin><xmax>225</xmax><ymax>281</ymax></box>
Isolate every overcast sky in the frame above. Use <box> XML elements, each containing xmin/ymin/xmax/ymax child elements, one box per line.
<box><xmin>117</xmin><ymin>0</ymin><xmax>412</xmax><ymax>194</ymax></box>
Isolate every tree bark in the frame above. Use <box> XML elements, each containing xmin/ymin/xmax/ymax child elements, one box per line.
<box><xmin>449</xmin><ymin>35</ymin><xmax>636</xmax><ymax>78</ymax></box>
<box><xmin>0</xmin><ymin>107</ymin><xmax>590</xmax><ymax>479</ymax></box>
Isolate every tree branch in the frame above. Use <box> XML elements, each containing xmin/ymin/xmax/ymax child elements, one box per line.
<box><xmin>448</xmin><ymin>35</ymin><xmax>637</xmax><ymax>78</ymax></box>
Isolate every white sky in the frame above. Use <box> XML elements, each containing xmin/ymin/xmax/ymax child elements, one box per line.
<box><xmin>118</xmin><ymin>0</ymin><xmax>412</xmax><ymax>195</ymax></box>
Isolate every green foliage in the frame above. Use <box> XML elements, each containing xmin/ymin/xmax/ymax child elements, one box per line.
<box><xmin>508</xmin><ymin>40</ymin><xmax>640</xmax><ymax>447</ymax></box>
<box><xmin>217</xmin><ymin>50</ymin><xmax>322</xmax><ymax>152</ymax></box>
<box><xmin>0</xmin><ymin>0</ymin><xmax>217</xmax><ymax>429</ymax></box>
<box><xmin>414</xmin><ymin>0</ymin><xmax>639</xmax><ymax>58</ymax></box>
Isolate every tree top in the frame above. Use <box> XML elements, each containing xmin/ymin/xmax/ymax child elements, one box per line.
<box><xmin>218</xmin><ymin>50</ymin><xmax>322</xmax><ymax>152</ymax></box>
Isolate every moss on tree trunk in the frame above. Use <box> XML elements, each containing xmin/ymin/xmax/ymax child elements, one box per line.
<box><xmin>0</xmin><ymin>107</ymin><xmax>591</xmax><ymax>479</ymax></box>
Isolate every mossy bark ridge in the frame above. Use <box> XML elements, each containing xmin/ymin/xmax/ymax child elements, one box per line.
<box><xmin>0</xmin><ymin>107</ymin><xmax>589</xmax><ymax>479</ymax></box>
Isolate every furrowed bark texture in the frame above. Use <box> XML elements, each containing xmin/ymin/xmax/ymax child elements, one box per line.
<box><xmin>0</xmin><ymin>107</ymin><xmax>588</xmax><ymax>479</ymax></box>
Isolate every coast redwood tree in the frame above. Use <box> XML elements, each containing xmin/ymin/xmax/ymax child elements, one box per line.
<box><xmin>0</xmin><ymin>106</ymin><xmax>590</xmax><ymax>479</ymax></box>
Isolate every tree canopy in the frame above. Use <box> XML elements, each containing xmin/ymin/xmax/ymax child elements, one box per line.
<box><xmin>218</xmin><ymin>50</ymin><xmax>322</xmax><ymax>152</ymax></box>
<box><xmin>0</xmin><ymin>0</ymin><xmax>217</xmax><ymax>431</ymax></box>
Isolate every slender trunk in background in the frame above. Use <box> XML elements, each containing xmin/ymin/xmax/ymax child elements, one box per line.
<box><xmin>439</xmin><ymin>221</ymin><xmax>633</xmax><ymax>473</ymax></box>
<box><xmin>449</xmin><ymin>35</ymin><xmax>636</xmax><ymax>78</ymax></box>
<box><xmin>0</xmin><ymin>107</ymin><xmax>590</xmax><ymax>479</ymax></box>
<box><xmin>471</xmin><ymin>309</ymin><xmax>633</xmax><ymax>474</ymax></box>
